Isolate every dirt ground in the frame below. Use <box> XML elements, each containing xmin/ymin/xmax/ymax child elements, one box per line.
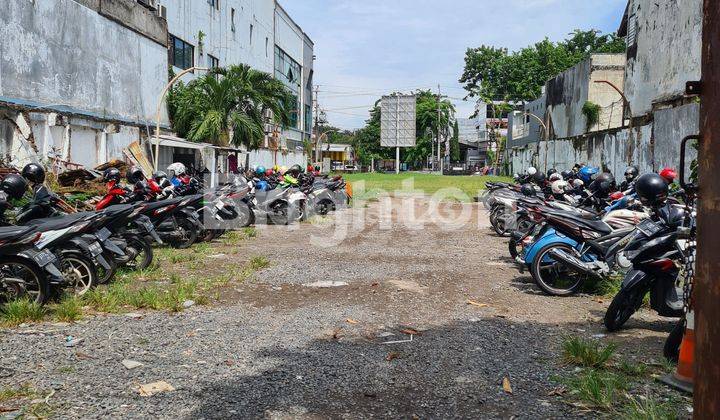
<box><xmin>0</xmin><ymin>196</ymin><xmax>689</xmax><ymax>418</ymax></box>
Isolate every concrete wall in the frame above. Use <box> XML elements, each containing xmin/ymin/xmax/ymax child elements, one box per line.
<box><xmin>546</xmin><ymin>54</ymin><xmax>625</xmax><ymax>139</ymax></box>
<box><xmin>510</xmin><ymin>102</ymin><xmax>698</xmax><ymax>177</ymax></box>
<box><xmin>0</xmin><ymin>0</ymin><xmax>168</xmax><ymax>125</ymax></box>
<box><xmin>247</xmin><ymin>149</ymin><xmax>306</xmax><ymax>170</ymax></box>
<box><xmin>163</xmin><ymin>0</ymin><xmax>275</xmax><ymax>77</ymax></box>
<box><xmin>624</xmin><ymin>0</ymin><xmax>702</xmax><ymax>116</ymax></box>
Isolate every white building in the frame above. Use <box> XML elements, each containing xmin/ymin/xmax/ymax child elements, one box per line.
<box><xmin>160</xmin><ymin>0</ymin><xmax>313</xmax><ymax>170</ymax></box>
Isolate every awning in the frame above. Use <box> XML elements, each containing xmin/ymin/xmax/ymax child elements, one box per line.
<box><xmin>152</xmin><ymin>135</ymin><xmax>213</xmax><ymax>150</ymax></box>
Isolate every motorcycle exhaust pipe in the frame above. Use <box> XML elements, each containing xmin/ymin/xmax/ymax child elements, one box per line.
<box><xmin>547</xmin><ymin>248</ymin><xmax>603</xmax><ymax>280</ymax></box>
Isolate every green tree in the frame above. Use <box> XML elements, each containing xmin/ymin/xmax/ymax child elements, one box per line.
<box><xmin>460</xmin><ymin>29</ymin><xmax>626</xmax><ymax>102</ymax></box>
<box><xmin>450</xmin><ymin>120</ymin><xmax>461</xmax><ymax>162</ymax></box>
<box><xmin>404</xmin><ymin>90</ymin><xmax>455</xmax><ymax>168</ymax></box>
<box><xmin>168</xmin><ymin>64</ymin><xmax>294</xmax><ymax>149</ymax></box>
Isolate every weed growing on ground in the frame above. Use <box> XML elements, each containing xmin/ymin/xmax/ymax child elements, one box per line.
<box><xmin>0</xmin><ymin>298</ymin><xmax>46</xmax><ymax>327</ymax></box>
<box><xmin>193</xmin><ymin>242</ymin><xmax>211</xmax><ymax>254</ymax></box>
<box><xmin>170</xmin><ymin>253</ymin><xmax>197</xmax><ymax>264</ymax></box>
<box><xmin>562</xmin><ymin>369</ymin><xmax>626</xmax><ymax>409</ymax></box>
<box><xmin>242</xmin><ymin>227</ymin><xmax>257</xmax><ymax>238</ymax></box>
<box><xmin>620</xmin><ymin>394</ymin><xmax>676</xmax><ymax>420</ymax></box>
<box><xmin>249</xmin><ymin>256</ymin><xmax>270</xmax><ymax>270</ymax></box>
<box><xmin>558</xmin><ymin>336</ymin><xmax>682</xmax><ymax>417</ymax></box>
<box><xmin>563</xmin><ymin>336</ymin><xmax>616</xmax><ymax>368</ymax></box>
<box><xmin>0</xmin><ymin>383</ymin><xmax>37</xmax><ymax>403</ymax></box>
<box><xmin>53</xmin><ymin>295</ymin><xmax>84</xmax><ymax>322</ymax></box>
<box><xmin>617</xmin><ymin>359</ymin><xmax>648</xmax><ymax>377</ymax></box>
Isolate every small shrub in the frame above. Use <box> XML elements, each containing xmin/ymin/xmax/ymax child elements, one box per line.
<box><xmin>582</xmin><ymin>101</ymin><xmax>601</xmax><ymax>130</ymax></box>
<box><xmin>1</xmin><ymin>299</ymin><xmax>46</xmax><ymax>326</ymax></box>
<box><xmin>563</xmin><ymin>336</ymin><xmax>616</xmax><ymax>368</ymax></box>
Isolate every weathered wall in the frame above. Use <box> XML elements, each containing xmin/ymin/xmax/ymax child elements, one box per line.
<box><xmin>624</xmin><ymin>0</ymin><xmax>702</xmax><ymax>116</ymax></box>
<box><xmin>510</xmin><ymin>102</ymin><xmax>699</xmax><ymax>177</ymax></box>
<box><xmin>163</xmin><ymin>0</ymin><xmax>275</xmax><ymax>76</ymax></box>
<box><xmin>546</xmin><ymin>54</ymin><xmax>625</xmax><ymax>139</ymax></box>
<box><xmin>0</xmin><ymin>0</ymin><xmax>168</xmax><ymax>125</ymax></box>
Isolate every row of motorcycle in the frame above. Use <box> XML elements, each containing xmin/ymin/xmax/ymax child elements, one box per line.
<box><xmin>481</xmin><ymin>160</ymin><xmax>696</xmax><ymax>361</ymax></box>
<box><xmin>0</xmin><ymin>162</ymin><xmax>350</xmax><ymax>306</ymax></box>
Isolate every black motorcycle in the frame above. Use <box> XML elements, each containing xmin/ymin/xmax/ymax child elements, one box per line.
<box><xmin>603</xmin><ymin>204</ymin><xmax>687</xmax><ymax>331</ymax></box>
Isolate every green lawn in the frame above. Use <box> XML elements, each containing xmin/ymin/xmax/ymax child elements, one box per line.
<box><xmin>343</xmin><ymin>172</ymin><xmax>512</xmax><ymax>202</ymax></box>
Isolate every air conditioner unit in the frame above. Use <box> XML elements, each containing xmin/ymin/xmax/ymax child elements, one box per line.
<box><xmin>157</xmin><ymin>4</ymin><xmax>167</xmax><ymax>19</ymax></box>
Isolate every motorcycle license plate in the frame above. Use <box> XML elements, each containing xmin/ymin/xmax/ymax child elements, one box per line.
<box><xmin>88</xmin><ymin>241</ymin><xmax>103</xmax><ymax>257</ymax></box>
<box><xmin>96</xmin><ymin>227</ymin><xmax>112</xmax><ymax>242</ymax></box>
<box><xmin>637</xmin><ymin>219</ymin><xmax>662</xmax><ymax>237</ymax></box>
<box><xmin>215</xmin><ymin>201</ymin><xmax>225</xmax><ymax>210</ymax></box>
<box><xmin>192</xmin><ymin>211</ymin><xmax>200</xmax><ymax>219</ymax></box>
<box><xmin>32</xmin><ymin>249</ymin><xmax>56</xmax><ymax>267</ymax></box>
<box><xmin>140</xmin><ymin>219</ymin><xmax>155</xmax><ymax>232</ymax></box>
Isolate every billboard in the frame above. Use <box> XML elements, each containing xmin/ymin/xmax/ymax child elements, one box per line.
<box><xmin>380</xmin><ymin>94</ymin><xmax>416</xmax><ymax>148</ymax></box>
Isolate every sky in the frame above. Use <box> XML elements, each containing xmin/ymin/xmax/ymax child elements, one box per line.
<box><xmin>280</xmin><ymin>0</ymin><xmax>628</xmax><ymax>130</ymax></box>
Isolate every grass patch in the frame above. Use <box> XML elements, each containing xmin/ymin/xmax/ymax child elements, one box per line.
<box><xmin>0</xmin><ymin>298</ymin><xmax>46</xmax><ymax>327</ymax></box>
<box><xmin>0</xmin><ymin>383</ymin><xmax>37</xmax><ymax>403</ymax></box>
<box><xmin>563</xmin><ymin>336</ymin><xmax>616</xmax><ymax>368</ymax></box>
<box><xmin>343</xmin><ymin>173</ymin><xmax>512</xmax><ymax>202</ymax></box>
<box><xmin>243</xmin><ymin>227</ymin><xmax>258</xmax><ymax>238</ymax></box>
<box><xmin>222</xmin><ymin>231</ymin><xmax>245</xmax><ymax>246</ymax></box>
<box><xmin>52</xmin><ymin>295</ymin><xmax>84</xmax><ymax>322</ymax></box>
<box><xmin>249</xmin><ymin>256</ymin><xmax>270</xmax><ymax>270</ymax></box>
<box><xmin>563</xmin><ymin>369</ymin><xmax>626</xmax><ymax>409</ymax></box>
<box><xmin>617</xmin><ymin>359</ymin><xmax>648</xmax><ymax>377</ymax></box>
<box><xmin>192</xmin><ymin>242</ymin><xmax>211</xmax><ymax>255</ymax></box>
<box><xmin>620</xmin><ymin>394</ymin><xmax>676</xmax><ymax>420</ymax></box>
<box><xmin>169</xmin><ymin>253</ymin><xmax>197</xmax><ymax>264</ymax></box>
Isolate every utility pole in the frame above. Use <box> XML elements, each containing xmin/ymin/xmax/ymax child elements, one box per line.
<box><xmin>313</xmin><ymin>85</ymin><xmax>320</xmax><ymax>164</ymax></box>
<box><xmin>695</xmin><ymin>0</ymin><xmax>720</xmax><ymax>413</ymax></box>
<box><xmin>436</xmin><ymin>84</ymin><xmax>442</xmax><ymax>174</ymax></box>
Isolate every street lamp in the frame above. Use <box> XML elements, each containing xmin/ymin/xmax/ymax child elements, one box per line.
<box><xmin>153</xmin><ymin>66</ymin><xmax>210</xmax><ymax>170</ymax></box>
<box><xmin>316</xmin><ymin>128</ymin><xmax>339</xmax><ymax>163</ymax></box>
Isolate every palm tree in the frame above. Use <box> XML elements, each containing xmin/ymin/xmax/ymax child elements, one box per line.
<box><xmin>169</xmin><ymin>64</ymin><xmax>295</xmax><ymax>149</ymax></box>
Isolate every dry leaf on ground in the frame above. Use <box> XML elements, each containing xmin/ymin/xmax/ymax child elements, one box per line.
<box><xmin>138</xmin><ymin>381</ymin><xmax>175</xmax><ymax>397</ymax></box>
<box><xmin>502</xmin><ymin>377</ymin><xmax>513</xmax><ymax>394</ymax></box>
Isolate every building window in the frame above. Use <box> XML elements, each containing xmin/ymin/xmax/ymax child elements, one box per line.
<box><xmin>208</xmin><ymin>0</ymin><xmax>219</xmax><ymax>10</ymax></box>
<box><xmin>231</xmin><ymin>8</ymin><xmax>235</xmax><ymax>32</ymax></box>
<box><xmin>274</xmin><ymin>46</ymin><xmax>302</xmax><ymax>129</ymax></box>
<box><xmin>169</xmin><ymin>35</ymin><xmax>194</xmax><ymax>70</ymax></box>
<box><xmin>207</xmin><ymin>54</ymin><xmax>219</xmax><ymax>69</ymax></box>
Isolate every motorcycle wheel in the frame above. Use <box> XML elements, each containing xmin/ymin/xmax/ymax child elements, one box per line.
<box><xmin>96</xmin><ymin>251</ymin><xmax>118</xmax><ymax>285</ymax></box>
<box><xmin>508</xmin><ymin>238</ymin><xmax>520</xmax><ymax>260</ymax></box>
<box><xmin>0</xmin><ymin>256</ymin><xmax>50</xmax><ymax>305</ymax></box>
<box><xmin>200</xmin><ymin>229</ymin><xmax>217</xmax><ymax>243</ymax></box>
<box><xmin>493</xmin><ymin>215</ymin><xmax>508</xmax><ymax>236</ymax></box>
<box><xmin>59</xmin><ymin>251</ymin><xmax>98</xmax><ymax>297</ymax></box>
<box><xmin>235</xmin><ymin>202</ymin><xmax>254</xmax><ymax>227</ymax></box>
<box><xmin>664</xmin><ymin>317</ymin><xmax>685</xmax><ymax>362</ymax></box>
<box><xmin>604</xmin><ymin>285</ymin><xmax>646</xmax><ymax>331</ymax></box>
<box><xmin>530</xmin><ymin>243</ymin><xmax>586</xmax><ymax>296</ymax></box>
<box><xmin>269</xmin><ymin>202</ymin><xmax>290</xmax><ymax>225</ymax></box>
<box><xmin>124</xmin><ymin>235</ymin><xmax>154</xmax><ymax>270</ymax></box>
<box><xmin>316</xmin><ymin>199</ymin><xmax>335</xmax><ymax>216</ymax></box>
<box><xmin>170</xmin><ymin>216</ymin><xmax>199</xmax><ymax>249</ymax></box>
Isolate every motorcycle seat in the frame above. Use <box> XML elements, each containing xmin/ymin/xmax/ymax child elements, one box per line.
<box><xmin>548</xmin><ymin>210</ymin><xmax>613</xmax><ymax>235</ymax></box>
<box><xmin>0</xmin><ymin>225</ymin><xmax>35</xmax><ymax>242</ymax></box>
<box><xmin>24</xmin><ymin>212</ymin><xmax>94</xmax><ymax>231</ymax></box>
